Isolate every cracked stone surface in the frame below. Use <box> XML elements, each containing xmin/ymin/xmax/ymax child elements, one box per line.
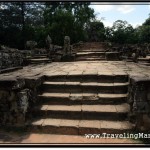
<box><xmin>0</xmin><ymin>61</ymin><xmax>149</xmax><ymax>81</ymax></box>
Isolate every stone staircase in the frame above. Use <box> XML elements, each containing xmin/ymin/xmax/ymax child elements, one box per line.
<box><xmin>138</xmin><ymin>56</ymin><xmax>150</xmax><ymax>66</ymax></box>
<box><xmin>75</xmin><ymin>49</ymin><xmax>121</xmax><ymax>61</ymax></box>
<box><xmin>27</xmin><ymin>54</ymin><xmax>51</xmax><ymax>64</ymax></box>
<box><xmin>75</xmin><ymin>49</ymin><xmax>106</xmax><ymax>61</ymax></box>
<box><xmin>27</xmin><ymin>73</ymin><xmax>134</xmax><ymax>135</ymax></box>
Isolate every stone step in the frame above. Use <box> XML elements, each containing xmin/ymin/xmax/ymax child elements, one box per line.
<box><xmin>76</xmin><ymin>57</ymin><xmax>105</xmax><ymax>60</ymax></box>
<box><xmin>27</xmin><ymin>118</ymin><xmax>134</xmax><ymax>135</ymax></box>
<box><xmin>33</xmin><ymin>54</ymin><xmax>48</xmax><ymax>57</ymax></box>
<box><xmin>29</xmin><ymin>59</ymin><xmax>52</xmax><ymax>64</ymax></box>
<box><xmin>32</xmin><ymin>103</ymin><xmax>130</xmax><ymax>120</ymax></box>
<box><xmin>29</xmin><ymin>58</ymin><xmax>50</xmax><ymax>62</ymax></box>
<box><xmin>32</xmin><ymin>55</ymin><xmax>48</xmax><ymax>59</ymax></box>
<box><xmin>77</xmin><ymin>49</ymin><xmax>106</xmax><ymax>53</ymax></box>
<box><xmin>38</xmin><ymin>93</ymin><xmax>128</xmax><ymax>105</ymax></box>
<box><xmin>45</xmin><ymin>74</ymin><xmax>129</xmax><ymax>83</ymax></box>
<box><xmin>76</xmin><ymin>52</ymin><xmax>105</xmax><ymax>57</ymax></box>
<box><xmin>76</xmin><ymin>51</ymin><xmax>105</xmax><ymax>54</ymax></box>
<box><xmin>76</xmin><ymin>58</ymin><xmax>106</xmax><ymax>61</ymax></box>
<box><xmin>41</xmin><ymin>81</ymin><xmax>129</xmax><ymax>94</ymax></box>
<box><xmin>0</xmin><ymin>66</ymin><xmax>23</xmax><ymax>74</ymax></box>
<box><xmin>138</xmin><ymin>58</ymin><xmax>150</xmax><ymax>62</ymax></box>
<box><xmin>76</xmin><ymin>56</ymin><xmax>105</xmax><ymax>59</ymax></box>
<box><xmin>138</xmin><ymin>62</ymin><xmax>150</xmax><ymax>66</ymax></box>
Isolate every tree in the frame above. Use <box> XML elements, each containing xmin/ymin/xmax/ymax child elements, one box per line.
<box><xmin>110</xmin><ymin>20</ymin><xmax>134</xmax><ymax>44</ymax></box>
<box><xmin>0</xmin><ymin>2</ymin><xmax>96</xmax><ymax>48</ymax></box>
<box><xmin>43</xmin><ymin>2</ymin><xmax>95</xmax><ymax>45</ymax></box>
<box><xmin>137</xmin><ymin>15</ymin><xmax>150</xmax><ymax>43</ymax></box>
<box><xmin>143</xmin><ymin>15</ymin><xmax>150</xmax><ymax>26</ymax></box>
<box><xmin>46</xmin><ymin>9</ymin><xmax>75</xmax><ymax>45</ymax></box>
<box><xmin>0</xmin><ymin>2</ymin><xmax>45</xmax><ymax>49</ymax></box>
<box><xmin>86</xmin><ymin>21</ymin><xmax>105</xmax><ymax>42</ymax></box>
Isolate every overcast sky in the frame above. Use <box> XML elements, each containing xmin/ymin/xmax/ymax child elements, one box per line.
<box><xmin>90</xmin><ymin>2</ymin><xmax>150</xmax><ymax>28</ymax></box>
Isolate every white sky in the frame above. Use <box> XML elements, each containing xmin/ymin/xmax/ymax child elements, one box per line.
<box><xmin>90</xmin><ymin>3</ymin><xmax>150</xmax><ymax>28</ymax></box>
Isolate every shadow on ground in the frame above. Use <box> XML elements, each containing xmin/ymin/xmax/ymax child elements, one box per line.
<box><xmin>0</xmin><ymin>129</ymin><xmax>147</xmax><ymax>145</ymax></box>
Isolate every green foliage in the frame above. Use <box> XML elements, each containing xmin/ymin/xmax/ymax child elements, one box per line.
<box><xmin>143</xmin><ymin>16</ymin><xmax>150</xmax><ymax>26</ymax></box>
<box><xmin>0</xmin><ymin>2</ymin><xmax>45</xmax><ymax>49</ymax></box>
<box><xmin>0</xmin><ymin>2</ymin><xmax>95</xmax><ymax>49</ymax></box>
<box><xmin>45</xmin><ymin>9</ymin><xmax>75</xmax><ymax>45</ymax></box>
<box><xmin>86</xmin><ymin>21</ymin><xmax>105</xmax><ymax>42</ymax></box>
<box><xmin>44</xmin><ymin>2</ymin><xmax>95</xmax><ymax>45</ymax></box>
<box><xmin>0</xmin><ymin>2</ymin><xmax>150</xmax><ymax>49</ymax></box>
<box><xmin>109</xmin><ymin>20</ymin><xmax>135</xmax><ymax>44</ymax></box>
<box><xmin>107</xmin><ymin>15</ymin><xmax>150</xmax><ymax>45</ymax></box>
<box><xmin>136</xmin><ymin>16</ymin><xmax>150</xmax><ymax>43</ymax></box>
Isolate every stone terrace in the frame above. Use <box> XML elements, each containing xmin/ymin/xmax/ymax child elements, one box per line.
<box><xmin>0</xmin><ymin>61</ymin><xmax>150</xmax><ymax>144</ymax></box>
<box><xmin>0</xmin><ymin>61</ymin><xmax>150</xmax><ymax>79</ymax></box>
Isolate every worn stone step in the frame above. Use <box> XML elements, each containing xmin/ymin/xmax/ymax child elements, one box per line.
<box><xmin>41</xmin><ymin>81</ymin><xmax>129</xmax><ymax>94</ymax></box>
<box><xmin>77</xmin><ymin>49</ymin><xmax>106</xmax><ymax>53</ymax></box>
<box><xmin>76</xmin><ymin>52</ymin><xmax>105</xmax><ymax>57</ymax></box>
<box><xmin>32</xmin><ymin>103</ymin><xmax>130</xmax><ymax>120</ymax></box>
<box><xmin>30</xmin><ymin>59</ymin><xmax>52</xmax><ymax>64</ymax></box>
<box><xmin>29</xmin><ymin>58</ymin><xmax>50</xmax><ymax>61</ymax></box>
<box><xmin>76</xmin><ymin>58</ymin><xmax>106</xmax><ymax>61</ymax></box>
<box><xmin>76</xmin><ymin>56</ymin><xmax>105</xmax><ymax>59</ymax></box>
<box><xmin>77</xmin><ymin>52</ymin><xmax>105</xmax><ymax>54</ymax></box>
<box><xmin>138</xmin><ymin>58</ymin><xmax>150</xmax><ymax>62</ymax></box>
<box><xmin>76</xmin><ymin>57</ymin><xmax>105</xmax><ymax>60</ymax></box>
<box><xmin>32</xmin><ymin>55</ymin><xmax>48</xmax><ymax>59</ymax></box>
<box><xmin>138</xmin><ymin>62</ymin><xmax>150</xmax><ymax>66</ymax></box>
<box><xmin>45</xmin><ymin>74</ymin><xmax>129</xmax><ymax>83</ymax></box>
<box><xmin>38</xmin><ymin>93</ymin><xmax>128</xmax><ymax>105</ymax></box>
<box><xmin>27</xmin><ymin>118</ymin><xmax>134</xmax><ymax>135</ymax></box>
<box><xmin>0</xmin><ymin>66</ymin><xmax>23</xmax><ymax>74</ymax></box>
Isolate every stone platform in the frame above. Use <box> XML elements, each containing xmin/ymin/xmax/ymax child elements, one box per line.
<box><xmin>0</xmin><ymin>61</ymin><xmax>150</xmax><ymax>143</ymax></box>
<box><xmin>0</xmin><ymin>61</ymin><xmax>149</xmax><ymax>79</ymax></box>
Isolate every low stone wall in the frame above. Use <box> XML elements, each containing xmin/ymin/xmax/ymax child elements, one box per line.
<box><xmin>0</xmin><ymin>75</ymin><xmax>44</xmax><ymax>126</ymax></box>
<box><xmin>128</xmin><ymin>77</ymin><xmax>150</xmax><ymax>131</ymax></box>
<box><xmin>0</xmin><ymin>50</ymin><xmax>23</xmax><ymax>70</ymax></box>
<box><xmin>105</xmin><ymin>52</ymin><xmax>121</xmax><ymax>61</ymax></box>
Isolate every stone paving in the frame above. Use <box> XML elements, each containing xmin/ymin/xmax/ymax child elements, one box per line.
<box><xmin>0</xmin><ymin>61</ymin><xmax>150</xmax><ymax>80</ymax></box>
<box><xmin>0</xmin><ymin>130</ymin><xmax>142</xmax><ymax>144</ymax></box>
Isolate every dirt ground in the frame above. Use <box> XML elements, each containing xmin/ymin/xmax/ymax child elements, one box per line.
<box><xmin>0</xmin><ymin>129</ymin><xmax>144</xmax><ymax>145</ymax></box>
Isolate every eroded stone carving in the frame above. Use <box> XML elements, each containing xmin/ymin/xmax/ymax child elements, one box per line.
<box><xmin>46</xmin><ymin>35</ymin><xmax>53</xmax><ymax>51</ymax></box>
<box><xmin>17</xmin><ymin>89</ymin><xmax>30</xmax><ymax>114</ymax></box>
<box><xmin>0</xmin><ymin>46</ymin><xmax>23</xmax><ymax>70</ymax></box>
<box><xmin>129</xmin><ymin>80</ymin><xmax>150</xmax><ymax>130</ymax></box>
<box><xmin>45</xmin><ymin>35</ymin><xmax>54</xmax><ymax>58</ymax></box>
<box><xmin>63</xmin><ymin>36</ymin><xmax>71</xmax><ymax>56</ymax></box>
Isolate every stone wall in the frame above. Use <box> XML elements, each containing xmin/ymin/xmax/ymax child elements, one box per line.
<box><xmin>73</xmin><ymin>42</ymin><xmax>106</xmax><ymax>51</ymax></box>
<box><xmin>128</xmin><ymin>77</ymin><xmax>150</xmax><ymax>131</ymax></box>
<box><xmin>0</xmin><ymin>48</ymin><xmax>23</xmax><ymax>70</ymax></box>
<box><xmin>0</xmin><ymin>75</ymin><xmax>44</xmax><ymax>126</ymax></box>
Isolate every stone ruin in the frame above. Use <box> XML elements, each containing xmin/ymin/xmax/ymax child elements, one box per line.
<box><xmin>25</xmin><ymin>41</ymin><xmax>37</xmax><ymax>50</ymax></box>
<box><xmin>0</xmin><ymin>45</ymin><xmax>23</xmax><ymax>70</ymax></box>
<box><xmin>0</xmin><ymin>41</ymin><xmax>150</xmax><ymax>135</ymax></box>
<box><xmin>61</xmin><ymin>36</ymin><xmax>75</xmax><ymax>61</ymax></box>
<box><xmin>129</xmin><ymin>77</ymin><xmax>150</xmax><ymax>131</ymax></box>
<box><xmin>63</xmin><ymin>36</ymin><xmax>72</xmax><ymax>56</ymax></box>
<box><xmin>0</xmin><ymin>75</ymin><xmax>44</xmax><ymax>126</ymax></box>
<box><xmin>104</xmin><ymin>42</ymin><xmax>150</xmax><ymax>63</ymax></box>
<box><xmin>45</xmin><ymin>35</ymin><xmax>53</xmax><ymax>52</ymax></box>
<box><xmin>25</xmin><ymin>40</ymin><xmax>47</xmax><ymax>56</ymax></box>
<box><xmin>45</xmin><ymin>35</ymin><xmax>54</xmax><ymax>59</ymax></box>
